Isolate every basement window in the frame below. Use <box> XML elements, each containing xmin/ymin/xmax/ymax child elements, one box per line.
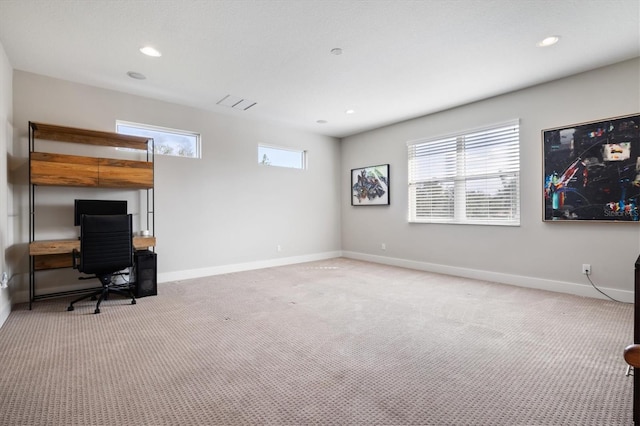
<box><xmin>408</xmin><ymin>119</ymin><xmax>520</xmax><ymax>226</ymax></box>
<box><xmin>258</xmin><ymin>144</ymin><xmax>306</xmax><ymax>169</ymax></box>
<box><xmin>116</xmin><ymin>121</ymin><xmax>201</xmax><ymax>158</ymax></box>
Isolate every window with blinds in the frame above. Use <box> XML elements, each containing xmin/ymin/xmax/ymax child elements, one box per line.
<box><xmin>408</xmin><ymin>120</ymin><xmax>520</xmax><ymax>225</ymax></box>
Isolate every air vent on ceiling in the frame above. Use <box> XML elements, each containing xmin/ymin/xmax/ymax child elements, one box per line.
<box><xmin>216</xmin><ymin>95</ymin><xmax>257</xmax><ymax>111</ymax></box>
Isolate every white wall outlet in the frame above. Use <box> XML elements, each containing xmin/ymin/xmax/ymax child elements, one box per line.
<box><xmin>381</xmin><ymin>243</ymin><xmax>386</xmax><ymax>250</ymax></box>
<box><xmin>582</xmin><ymin>264</ymin><xmax>591</xmax><ymax>275</ymax></box>
<box><xmin>277</xmin><ymin>245</ymin><xmax>282</xmax><ymax>252</ymax></box>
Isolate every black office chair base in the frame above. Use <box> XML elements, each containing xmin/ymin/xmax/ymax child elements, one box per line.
<box><xmin>67</xmin><ymin>274</ymin><xmax>136</xmax><ymax>314</ymax></box>
<box><xmin>94</xmin><ymin>298</ymin><xmax>136</xmax><ymax>314</ymax></box>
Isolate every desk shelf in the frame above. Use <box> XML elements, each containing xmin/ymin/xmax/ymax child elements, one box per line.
<box><xmin>30</xmin><ymin>152</ymin><xmax>154</xmax><ymax>188</ymax></box>
<box><xmin>28</xmin><ymin>122</ymin><xmax>155</xmax><ymax>307</ymax></box>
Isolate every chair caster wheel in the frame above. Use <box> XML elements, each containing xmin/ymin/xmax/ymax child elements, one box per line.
<box><xmin>131</xmin><ymin>299</ymin><xmax>136</xmax><ymax>305</ymax></box>
<box><xmin>67</xmin><ymin>306</ymin><xmax>74</xmax><ymax>311</ymax></box>
<box><xmin>94</xmin><ymin>308</ymin><xmax>100</xmax><ymax>314</ymax></box>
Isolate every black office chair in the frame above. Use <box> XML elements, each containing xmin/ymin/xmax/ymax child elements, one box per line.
<box><xmin>67</xmin><ymin>214</ymin><xmax>136</xmax><ymax>314</ymax></box>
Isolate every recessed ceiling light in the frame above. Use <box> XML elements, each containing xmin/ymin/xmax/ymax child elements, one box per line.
<box><xmin>140</xmin><ymin>46</ymin><xmax>162</xmax><ymax>57</ymax></box>
<box><xmin>127</xmin><ymin>71</ymin><xmax>146</xmax><ymax>80</ymax></box>
<box><xmin>537</xmin><ymin>36</ymin><xmax>560</xmax><ymax>47</ymax></box>
<box><xmin>345</xmin><ymin>109</ymin><xmax>355</xmax><ymax>115</ymax></box>
<box><xmin>331</xmin><ymin>48</ymin><xmax>343</xmax><ymax>55</ymax></box>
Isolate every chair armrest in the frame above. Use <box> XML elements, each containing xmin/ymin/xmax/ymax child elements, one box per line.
<box><xmin>624</xmin><ymin>344</ymin><xmax>640</xmax><ymax>368</ymax></box>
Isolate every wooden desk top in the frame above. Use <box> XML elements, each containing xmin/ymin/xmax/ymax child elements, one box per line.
<box><xmin>30</xmin><ymin>236</ymin><xmax>156</xmax><ymax>255</ymax></box>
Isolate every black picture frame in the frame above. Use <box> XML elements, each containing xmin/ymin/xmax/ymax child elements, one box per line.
<box><xmin>351</xmin><ymin>164</ymin><xmax>390</xmax><ymax>206</ymax></box>
<box><xmin>542</xmin><ymin>113</ymin><xmax>640</xmax><ymax>222</ymax></box>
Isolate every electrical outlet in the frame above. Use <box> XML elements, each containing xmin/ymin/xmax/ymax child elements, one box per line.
<box><xmin>582</xmin><ymin>264</ymin><xmax>591</xmax><ymax>275</ymax></box>
<box><xmin>277</xmin><ymin>245</ymin><xmax>282</xmax><ymax>252</ymax></box>
<box><xmin>381</xmin><ymin>243</ymin><xmax>386</xmax><ymax>250</ymax></box>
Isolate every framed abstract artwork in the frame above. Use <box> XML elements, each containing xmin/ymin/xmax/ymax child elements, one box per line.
<box><xmin>542</xmin><ymin>113</ymin><xmax>640</xmax><ymax>221</ymax></box>
<box><xmin>351</xmin><ymin>164</ymin><xmax>390</xmax><ymax>206</ymax></box>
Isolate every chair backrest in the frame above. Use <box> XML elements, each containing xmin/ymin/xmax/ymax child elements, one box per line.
<box><xmin>79</xmin><ymin>214</ymin><xmax>133</xmax><ymax>275</ymax></box>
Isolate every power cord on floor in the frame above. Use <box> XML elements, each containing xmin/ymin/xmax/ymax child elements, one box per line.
<box><xmin>586</xmin><ymin>273</ymin><xmax>629</xmax><ymax>303</ymax></box>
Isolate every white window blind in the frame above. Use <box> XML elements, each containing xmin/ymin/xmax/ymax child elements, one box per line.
<box><xmin>408</xmin><ymin>120</ymin><xmax>520</xmax><ymax>225</ymax></box>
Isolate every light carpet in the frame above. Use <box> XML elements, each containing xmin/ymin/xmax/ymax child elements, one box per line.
<box><xmin>0</xmin><ymin>258</ymin><xmax>634</xmax><ymax>425</ymax></box>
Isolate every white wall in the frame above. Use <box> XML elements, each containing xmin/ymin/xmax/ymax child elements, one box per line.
<box><xmin>6</xmin><ymin>59</ymin><xmax>639</xmax><ymax>310</ymax></box>
<box><xmin>0</xmin><ymin>40</ymin><xmax>13</xmax><ymax>326</ymax></box>
<box><xmin>11</xmin><ymin>71</ymin><xmax>342</xmax><ymax>302</ymax></box>
<box><xmin>341</xmin><ymin>58</ymin><xmax>640</xmax><ymax>302</ymax></box>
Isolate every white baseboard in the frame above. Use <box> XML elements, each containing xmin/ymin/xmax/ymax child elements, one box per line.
<box><xmin>342</xmin><ymin>251</ymin><xmax>634</xmax><ymax>303</ymax></box>
<box><xmin>11</xmin><ymin>250</ymin><xmax>632</xmax><ymax>309</ymax></box>
<box><xmin>0</xmin><ymin>293</ymin><xmax>11</xmax><ymax>329</ymax></box>
<box><xmin>158</xmin><ymin>251</ymin><xmax>343</xmax><ymax>283</ymax></box>
<box><xmin>11</xmin><ymin>253</ymin><xmax>345</xmax><ymax>305</ymax></box>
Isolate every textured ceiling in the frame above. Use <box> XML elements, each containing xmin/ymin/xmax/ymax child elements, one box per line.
<box><xmin>0</xmin><ymin>0</ymin><xmax>638</xmax><ymax>138</ymax></box>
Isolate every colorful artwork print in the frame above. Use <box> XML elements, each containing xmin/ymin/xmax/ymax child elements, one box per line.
<box><xmin>543</xmin><ymin>114</ymin><xmax>640</xmax><ymax>221</ymax></box>
<box><xmin>351</xmin><ymin>164</ymin><xmax>390</xmax><ymax>206</ymax></box>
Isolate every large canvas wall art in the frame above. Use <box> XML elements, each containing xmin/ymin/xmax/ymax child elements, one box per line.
<box><xmin>351</xmin><ymin>164</ymin><xmax>390</xmax><ymax>206</ymax></box>
<box><xmin>543</xmin><ymin>114</ymin><xmax>640</xmax><ymax>221</ymax></box>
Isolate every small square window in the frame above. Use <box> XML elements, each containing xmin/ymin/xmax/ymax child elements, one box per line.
<box><xmin>258</xmin><ymin>144</ymin><xmax>306</xmax><ymax>169</ymax></box>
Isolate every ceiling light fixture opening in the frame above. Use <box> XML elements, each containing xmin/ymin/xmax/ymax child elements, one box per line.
<box><xmin>345</xmin><ymin>109</ymin><xmax>355</xmax><ymax>115</ymax></box>
<box><xmin>316</xmin><ymin>120</ymin><xmax>328</xmax><ymax>124</ymax></box>
<box><xmin>140</xmin><ymin>46</ymin><xmax>162</xmax><ymax>57</ymax></box>
<box><xmin>127</xmin><ymin>71</ymin><xmax>147</xmax><ymax>80</ymax></box>
<box><xmin>331</xmin><ymin>48</ymin><xmax>343</xmax><ymax>55</ymax></box>
<box><xmin>537</xmin><ymin>36</ymin><xmax>560</xmax><ymax>47</ymax></box>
